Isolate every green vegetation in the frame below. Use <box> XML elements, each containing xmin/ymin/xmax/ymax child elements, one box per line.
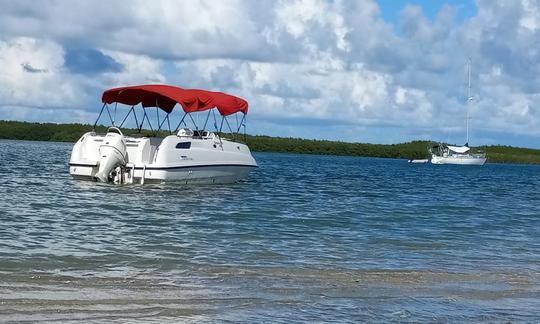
<box><xmin>0</xmin><ymin>121</ymin><xmax>166</xmax><ymax>142</ymax></box>
<box><xmin>2</xmin><ymin>120</ymin><xmax>540</xmax><ymax>164</ymax></box>
<box><xmin>478</xmin><ymin>145</ymin><xmax>540</xmax><ymax>164</ymax></box>
<box><xmin>243</xmin><ymin>134</ymin><xmax>431</xmax><ymax>160</ymax></box>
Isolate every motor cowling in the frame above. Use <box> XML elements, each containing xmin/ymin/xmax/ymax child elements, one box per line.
<box><xmin>95</xmin><ymin>127</ymin><xmax>127</xmax><ymax>182</ymax></box>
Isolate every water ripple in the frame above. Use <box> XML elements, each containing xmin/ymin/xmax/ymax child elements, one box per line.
<box><xmin>1</xmin><ymin>140</ymin><xmax>539</xmax><ymax>322</ymax></box>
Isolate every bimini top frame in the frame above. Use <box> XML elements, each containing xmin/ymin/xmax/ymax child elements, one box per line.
<box><xmin>93</xmin><ymin>84</ymin><xmax>249</xmax><ymax>139</ymax></box>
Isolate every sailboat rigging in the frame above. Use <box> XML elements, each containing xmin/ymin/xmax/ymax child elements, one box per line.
<box><xmin>429</xmin><ymin>58</ymin><xmax>487</xmax><ymax>165</ymax></box>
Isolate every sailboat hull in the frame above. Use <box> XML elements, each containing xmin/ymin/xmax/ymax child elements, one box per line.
<box><xmin>431</xmin><ymin>155</ymin><xmax>486</xmax><ymax>166</ymax></box>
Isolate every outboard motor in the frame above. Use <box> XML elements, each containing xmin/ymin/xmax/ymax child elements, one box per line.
<box><xmin>95</xmin><ymin>127</ymin><xmax>127</xmax><ymax>182</ymax></box>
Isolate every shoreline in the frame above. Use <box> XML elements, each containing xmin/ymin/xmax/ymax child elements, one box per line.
<box><xmin>2</xmin><ymin>120</ymin><xmax>540</xmax><ymax>164</ymax></box>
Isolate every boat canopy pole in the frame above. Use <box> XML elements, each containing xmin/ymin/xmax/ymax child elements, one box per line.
<box><xmin>210</xmin><ymin>110</ymin><xmax>223</xmax><ymax>145</ymax></box>
<box><xmin>113</xmin><ymin>101</ymin><xmax>118</xmax><ymax>125</ymax></box>
<box><xmin>174</xmin><ymin>112</ymin><xmax>188</xmax><ymax>132</ymax></box>
<box><xmin>202</xmin><ymin>109</ymin><xmax>212</xmax><ymax>130</ymax></box>
<box><xmin>243</xmin><ymin>115</ymin><xmax>247</xmax><ymax>143</ymax></box>
<box><xmin>166</xmin><ymin>114</ymin><xmax>171</xmax><ymax>133</ymax></box>
<box><xmin>119</xmin><ymin>106</ymin><xmax>135</xmax><ymax>128</ymax></box>
<box><xmin>236</xmin><ymin>114</ymin><xmax>245</xmax><ymax>133</ymax></box>
<box><xmin>235</xmin><ymin>114</ymin><xmax>246</xmax><ymax>142</ymax></box>
<box><xmin>224</xmin><ymin>116</ymin><xmax>235</xmax><ymax>140</ymax></box>
<box><xmin>212</xmin><ymin>109</ymin><xmax>218</xmax><ymax>132</ymax></box>
<box><xmin>93</xmin><ymin>103</ymin><xmax>107</xmax><ymax>130</ymax></box>
<box><xmin>219</xmin><ymin>115</ymin><xmax>225</xmax><ymax>133</ymax></box>
<box><xmin>155</xmin><ymin>99</ymin><xmax>160</xmax><ymax>132</ymax></box>
<box><xmin>188</xmin><ymin>113</ymin><xmax>198</xmax><ymax>130</ymax></box>
<box><xmin>158</xmin><ymin>112</ymin><xmax>171</xmax><ymax>132</ymax></box>
<box><xmin>132</xmin><ymin>106</ymin><xmax>140</xmax><ymax>131</ymax></box>
<box><xmin>105</xmin><ymin>104</ymin><xmax>115</xmax><ymax>126</ymax></box>
<box><xmin>144</xmin><ymin>109</ymin><xmax>154</xmax><ymax>133</ymax></box>
<box><xmin>157</xmin><ymin>108</ymin><xmax>160</xmax><ymax>131</ymax></box>
<box><xmin>138</xmin><ymin>108</ymin><xmax>148</xmax><ymax>132</ymax></box>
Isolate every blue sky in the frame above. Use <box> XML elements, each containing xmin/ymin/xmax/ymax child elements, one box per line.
<box><xmin>377</xmin><ymin>0</ymin><xmax>477</xmax><ymax>23</ymax></box>
<box><xmin>0</xmin><ymin>0</ymin><xmax>539</xmax><ymax>148</ymax></box>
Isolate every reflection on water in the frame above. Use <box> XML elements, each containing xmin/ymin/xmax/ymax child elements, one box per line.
<box><xmin>0</xmin><ymin>140</ymin><xmax>539</xmax><ymax>322</ymax></box>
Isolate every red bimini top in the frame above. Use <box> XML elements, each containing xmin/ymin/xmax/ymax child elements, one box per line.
<box><xmin>101</xmin><ymin>84</ymin><xmax>248</xmax><ymax>116</ymax></box>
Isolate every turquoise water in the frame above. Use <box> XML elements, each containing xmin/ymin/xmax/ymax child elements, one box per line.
<box><xmin>0</xmin><ymin>140</ymin><xmax>539</xmax><ymax>322</ymax></box>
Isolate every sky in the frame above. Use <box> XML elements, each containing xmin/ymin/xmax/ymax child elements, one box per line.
<box><xmin>0</xmin><ymin>0</ymin><xmax>539</xmax><ymax>148</ymax></box>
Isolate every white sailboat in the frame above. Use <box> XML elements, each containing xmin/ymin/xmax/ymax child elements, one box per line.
<box><xmin>430</xmin><ymin>59</ymin><xmax>487</xmax><ymax>166</ymax></box>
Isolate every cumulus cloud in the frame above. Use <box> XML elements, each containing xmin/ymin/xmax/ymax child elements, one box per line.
<box><xmin>0</xmin><ymin>37</ymin><xmax>75</xmax><ymax>106</ymax></box>
<box><xmin>0</xmin><ymin>0</ymin><xmax>539</xmax><ymax>147</ymax></box>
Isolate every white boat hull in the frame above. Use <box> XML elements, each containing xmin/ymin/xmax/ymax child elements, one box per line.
<box><xmin>70</xmin><ymin>163</ymin><xmax>256</xmax><ymax>184</ymax></box>
<box><xmin>408</xmin><ymin>159</ymin><xmax>429</xmax><ymax>164</ymax></box>
<box><xmin>431</xmin><ymin>155</ymin><xmax>486</xmax><ymax>166</ymax></box>
<box><xmin>69</xmin><ymin>131</ymin><xmax>257</xmax><ymax>184</ymax></box>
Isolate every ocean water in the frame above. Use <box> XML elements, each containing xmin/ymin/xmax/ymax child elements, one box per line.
<box><xmin>0</xmin><ymin>139</ymin><xmax>539</xmax><ymax>323</ymax></box>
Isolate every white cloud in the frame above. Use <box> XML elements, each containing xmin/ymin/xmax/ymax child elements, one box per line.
<box><xmin>0</xmin><ymin>37</ymin><xmax>81</xmax><ymax>108</ymax></box>
<box><xmin>521</xmin><ymin>0</ymin><xmax>540</xmax><ymax>30</ymax></box>
<box><xmin>273</xmin><ymin>0</ymin><xmax>350</xmax><ymax>51</ymax></box>
<box><xmin>101</xmin><ymin>50</ymin><xmax>166</xmax><ymax>85</ymax></box>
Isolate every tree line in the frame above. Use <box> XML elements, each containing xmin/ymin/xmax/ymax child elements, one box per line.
<box><xmin>1</xmin><ymin>120</ymin><xmax>540</xmax><ymax>164</ymax></box>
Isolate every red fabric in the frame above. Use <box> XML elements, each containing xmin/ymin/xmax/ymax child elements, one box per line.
<box><xmin>102</xmin><ymin>84</ymin><xmax>248</xmax><ymax>116</ymax></box>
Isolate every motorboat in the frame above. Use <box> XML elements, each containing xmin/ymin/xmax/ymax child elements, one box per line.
<box><xmin>430</xmin><ymin>59</ymin><xmax>486</xmax><ymax>166</ymax></box>
<box><xmin>69</xmin><ymin>84</ymin><xmax>257</xmax><ymax>184</ymax></box>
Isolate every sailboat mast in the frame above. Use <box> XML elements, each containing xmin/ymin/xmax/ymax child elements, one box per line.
<box><xmin>466</xmin><ymin>58</ymin><xmax>472</xmax><ymax>145</ymax></box>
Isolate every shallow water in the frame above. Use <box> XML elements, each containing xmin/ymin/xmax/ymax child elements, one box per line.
<box><xmin>0</xmin><ymin>140</ymin><xmax>539</xmax><ymax>322</ymax></box>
